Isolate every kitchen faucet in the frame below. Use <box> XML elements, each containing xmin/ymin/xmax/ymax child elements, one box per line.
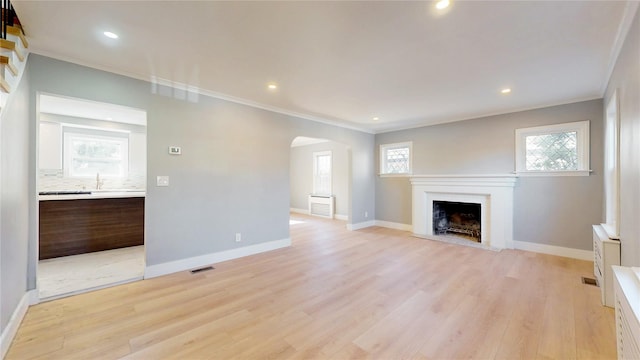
<box><xmin>96</xmin><ymin>172</ymin><xmax>104</xmax><ymax>190</ymax></box>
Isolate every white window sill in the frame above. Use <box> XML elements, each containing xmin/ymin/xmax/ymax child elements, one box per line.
<box><xmin>379</xmin><ymin>173</ymin><xmax>412</xmax><ymax>178</ymax></box>
<box><xmin>600</xmin><ymin>223</ymin><xmax>620</xmax><ymax>240</ymax></box>
<box><xmin>515</xmin><ymin>170</ymin><xmax>592</xmax><ymax>177</ymax></box>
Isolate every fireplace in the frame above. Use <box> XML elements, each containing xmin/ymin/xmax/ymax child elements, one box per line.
<box><xmin>433</xmin><ymin>201</ymin><xmax>481</xmax><ymax>242</ymax></box>
<box><xmin>410</xmin><ymin>174</ymin><xmax>517</xmax><ymax>250</ymax></box>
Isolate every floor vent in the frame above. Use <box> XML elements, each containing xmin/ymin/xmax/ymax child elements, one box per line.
<box><xmin>581</xmin><ymin>276</ymin><xmax>598</xmax><ymax>287</ymax></box>
<box><xmin>190</xmin><ymin>266</ymin><xmax>214</xmax><ymax>274</ymax></box>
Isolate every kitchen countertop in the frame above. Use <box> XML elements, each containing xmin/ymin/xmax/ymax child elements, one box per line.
<box><xmin>39</xmin><ymin>191</ymin><xmax>146</xmax><ymax>201</ymax></box>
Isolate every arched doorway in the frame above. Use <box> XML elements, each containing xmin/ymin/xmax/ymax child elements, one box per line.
<box><xmin>289</xmin><ymin>136</ymin><xmax>352</xmax><ymax>227</ymax></box>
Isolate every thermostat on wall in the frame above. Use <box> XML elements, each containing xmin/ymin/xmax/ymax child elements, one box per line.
<box><xmin>168</xmin><ymin>146</ymin><xmax>182</xmax><ymax>155</ymax></box>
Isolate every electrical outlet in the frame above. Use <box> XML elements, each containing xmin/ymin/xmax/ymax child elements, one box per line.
<box><xmin>156</xmin><ymin>176</ymin><xmax>169</xmax><ymax>187</ymax></box>
<box><xmin>365</xmin><ymin>211</ymin><xmax>368</xmax><ymax>218</ymax></box>
<box><xmin>235</xmin><ymin>233</ymin><xmax>241</xmax><ymax>242</ymax></box>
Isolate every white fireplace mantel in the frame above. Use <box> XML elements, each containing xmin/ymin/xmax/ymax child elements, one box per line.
<box><xmin>410</xmin><ymin>174</ymin><xmax>518</xmax><ymax>187</ymax></box>
<box><xmin>410</xmin><ymin>174</ymin><xmax>517</xmax><ymax>249</ymax></box>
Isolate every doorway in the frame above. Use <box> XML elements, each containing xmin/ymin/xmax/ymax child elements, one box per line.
<box><xmin>36</xmin><ymin>94</ymin><xmax>147</xmax><ymax>300</ymax></box>
<box><xmin>289</xmin><ymin>136</ymin><xmax>351</xmax><ymax>226</ymax></box>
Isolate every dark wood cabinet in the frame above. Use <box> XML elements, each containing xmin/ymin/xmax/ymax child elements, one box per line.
<box><xmin>39</xmin><ymin>197</ymin><xmax>144</xmax><ymax>260</ymax></box>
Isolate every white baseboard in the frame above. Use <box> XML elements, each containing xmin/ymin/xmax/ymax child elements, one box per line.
<box><xmin>513</xmin><ymin>240</ymin><xmax>593</xmax><ymax>261</ymax></box>
<box><xmin>347</xmin><ymin>220</ymin><xmax>376</xmax><ymax>231</ymax></box>
<box><xmin>144</xmin><ymin>238</ymin><xmax>291</xmax><ymax>279</ymax></box>
<box><xmin>375</xmin><ymin>220</ymin><xmax>412</xmax><ymax>232</ymax></box>
<box><xmin>335</xmin><ymin>214</ymin><xmax>348</xmax><ymax>221</ymax></box>
<box><xmin>1</xmin><ymin>289</ymin><xmax>36</xmax><ymax>359</ymax></box>
<box><xmin>291</xmin><ymin>208</ymin><xmax>347</xmax><ymax>221</ymax></box>
<box><xmin>39</xmin><ymin>276</ymin><xmax>143</xmax><ymax>303</ymax></box>
<box><xmin>290</xmin><ymin>208</ymin><xmax>308</xmax><ymax>215</ymax></box>
<box><xmin>28</xmin><ymin>290</ymin><xmax>39</xmax><ymax>306</ymax></box>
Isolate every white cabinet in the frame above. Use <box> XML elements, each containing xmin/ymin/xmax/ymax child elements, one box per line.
<box><xmin>39</xmin><ymin>121</ymin><xmax>62</xmax><ymax>169</ymax></box>
<box><xmin>612</xmin><ymin>266</ymin><xmax>640</xmax><ymax>360</ymax></box>
<box><xmin>593</xmin><ymin>224</ymin><xmax>621</xmax><ymax>307</ymax></box>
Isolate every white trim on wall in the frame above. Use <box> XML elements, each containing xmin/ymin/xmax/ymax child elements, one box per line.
<box><xmin>1</xmin><ymin>290</ymin><xmax>37</xmax><ymax>359</ymax></box>
<box><xmin>335</xmin><ymin>214</ymin><xmax>348</xmax><ymax>221</ymax></box>
<box><xmin>371</xmin><ymin>221</ymin><xmax>590</xmax><ymax>260</ymax></box>
<box><xmin>344</xmin><ymin>219</ymin><xmax>592</xmax><ymax>260</ymax></box>
<box><xmin>290</xmin><ymin>208</ymin><xmax>346</xmax><ymax>221</ymax></box>
<box><xmin>513</xmin><ymin>240</ymin><xmax>593</xmax><ymax>261</ymax></box>
<box><xmin>379</xmin><ymin>141</ymin><xmax>413</xmax><ymax>175</ymax></box>
<box><xmin>375</xmin><ymin>220</ymin><xmax>412</xmax><ymax>232</ymax></box>
<box><xmin>600</xmin><ymin>1</ymin><xmax>640</xmax><ymax>95</ymax></box>
<box><xmin>603</xmin><ymin>90</ymin><xmax>620</xmax><ymax>239</ymax></box>
<box><xmin>514</xmin><ymin>120</ymin><xmax>591</xmax><ymax>176</ymax></box>
<box><xmin>290</xmin><ymin>208</ymin><xmax>309</xmax><ymax>215</ymax></box>
<box><xmin>28</xmin><ymin>291</ymin><xmax>40</xmax><ymax>306</ymax></box>
<box><xmin>346</xmin><ymin>220</ymin><xmax>376</xmax><ymax>231</ymax></box>
<box><xmin>144</xmin><ymin>238</ymin><xmax>291</xmax><ymax>279</ymax></box>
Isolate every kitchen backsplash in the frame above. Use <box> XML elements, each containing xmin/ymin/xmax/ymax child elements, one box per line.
<box><xmin>39</xmin><ymin>169</ymin><xmax>146</xmax><ymax>191</ymax></box>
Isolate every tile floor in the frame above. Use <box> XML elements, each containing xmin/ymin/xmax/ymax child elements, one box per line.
<box><xmin>38</xmin><ymin>245</ymin><xmax>145</xmax><ymax>300</ymax></box>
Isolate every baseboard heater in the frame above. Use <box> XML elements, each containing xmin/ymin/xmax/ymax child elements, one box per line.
<box><xmin>308</xmin><ymin>195</ymin><xmax>335</xmax><ymax>219</ymax></box>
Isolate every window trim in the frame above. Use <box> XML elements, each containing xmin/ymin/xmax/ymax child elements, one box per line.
<box><xmin>312</xmin><ymin>150</ymin><xmax>332</xmax><ymax>196</ymax></box>
<box><xmin>379</xmin><ymin>141</ymin><xmax>413</xmax><ymax>176</ymax></box>
<box><xmin>603</xmin><ymin>91</ymin><xmax>620</xmax><ymax>238</ymax></box>
<box><xmin>514</xmin><ymin>120</ymin><xmax>590</xmax><ymax>177</ymax></box>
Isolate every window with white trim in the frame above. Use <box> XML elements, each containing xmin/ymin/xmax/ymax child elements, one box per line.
<box><xmin>313</xmin><ymin>151</ymin><xmax>332</xmax><ymax>195</ymax></box>
<box><xmin>515</xmin><ymin>120</ymin><xmax>590</xmax><ymax>176</ymax></box>
<box><xmin>63</xmin><ymin>131</ymin><xmax>129</xmax><ymax>178</ymax></box>
<box><xmin>380</xmin><ymin>142</ymin><xmax>412</xmax><ymax>175</ymax></box>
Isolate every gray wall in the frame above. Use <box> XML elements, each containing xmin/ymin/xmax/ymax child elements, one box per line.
<box><xmin>375</xmin><ymin>99</ymin><xmax>604</xmax><ymax>250</ymax></box>
<box><xmin>1</xmin><ymin>61</ymin><xmax>30</xmax><ymax>332</ymax></box>
<box><xmin>26</xmin><ymin>54</ymin><xmax>375</xmax><ymax>278</ymax></box>
<box><xmin>290</xmin><ymin>141</ymin><xmax>350</xmax><ymax>217</ymax></box>
<box><xmin>604</xmin><ymin>7</ymin><xmax>640</xmax><ymax>266</ymax></box>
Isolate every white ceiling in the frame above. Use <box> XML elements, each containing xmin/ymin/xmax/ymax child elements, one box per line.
<box><xmin>13</xmin><ymin>1</ymin><xmax>636</xmax><ymax>133</ymax></box>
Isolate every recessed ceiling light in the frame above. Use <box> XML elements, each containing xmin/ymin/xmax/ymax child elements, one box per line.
<box><xmin>106</xmin><ymin>117</ymin><xmax>113</xmax><ymax>120</ymax></box>
<box><xmin>103</xmin><ymin>31</ymin><xmax>119</xmax><ymax>39</ymax></box>
<box><xmin>372</xmin><ymin>117</ymin><xmax>380</xmax><ymax>121</ymax></box>
<box><xmin>501</xmin><ymin>88</ymin><xmax>512</xmax><ymax>94</ymax></box>
<box><xmin>267</xmin><ymin>83</ymin><xmax>278</xmax><ymax>90</ymax></box>
<box><xmin>435</xmin><ymin>0</ymin><xmax>450</xmax><ymax>10</ymax></box>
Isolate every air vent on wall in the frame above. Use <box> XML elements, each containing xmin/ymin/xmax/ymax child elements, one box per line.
<box><xmin>308</xmin><ymin>195</ymin><xmax>334</xmax><ymax>218</ymax></box>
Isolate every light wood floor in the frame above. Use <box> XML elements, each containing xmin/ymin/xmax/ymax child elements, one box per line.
<box><xmin>7</xmin><ymin>214</ymin><xmax>616</xmax><ymax>359</ymax></box>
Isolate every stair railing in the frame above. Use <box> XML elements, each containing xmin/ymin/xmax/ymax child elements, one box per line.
<box><xmin>1</xmin><ymin>0</ymin><xmax>20</xmax><ymax>40</ymax></box>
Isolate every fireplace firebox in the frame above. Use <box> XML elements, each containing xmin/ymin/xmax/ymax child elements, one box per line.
<box><xmin>432</xmin><ymin>201</ymin><xmax>481</xmax><ymax>242</ymax></box>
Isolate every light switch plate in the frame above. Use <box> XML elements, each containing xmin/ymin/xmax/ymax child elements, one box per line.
<box><xmin>168</xmin><ymin>146</ymin><xmax>181</xmax><ymax>155</ymax></box>
<box><xmin>156</xmin><ymin>176</ymin><xmax>169</xmax><ymax>187</ymax></box>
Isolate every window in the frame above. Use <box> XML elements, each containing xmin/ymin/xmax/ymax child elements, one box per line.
<box><xmin>515</xmin><ymin>121</ymin><xmax>589</xmax><ymax>176</ymax></box>
<box><xmin>64</xmin><ymin>131</ymin><xmax>129</xmax><ymax>178</ymax></box>
<box><xmin>313</xmin><ymin>151</ymin><xmax>332</xmax><ymax>195</ymax></box>
<box><xmin>380</xmin><ymin>142</ymin><xmax>412</xmax><ymax>175</ymax></box>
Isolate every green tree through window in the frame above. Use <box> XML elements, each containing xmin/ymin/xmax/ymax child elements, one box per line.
<box><xmin>525</xmin><ymin>132</ymin><xmax>578</xmax><ymax>171</ymax></box>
